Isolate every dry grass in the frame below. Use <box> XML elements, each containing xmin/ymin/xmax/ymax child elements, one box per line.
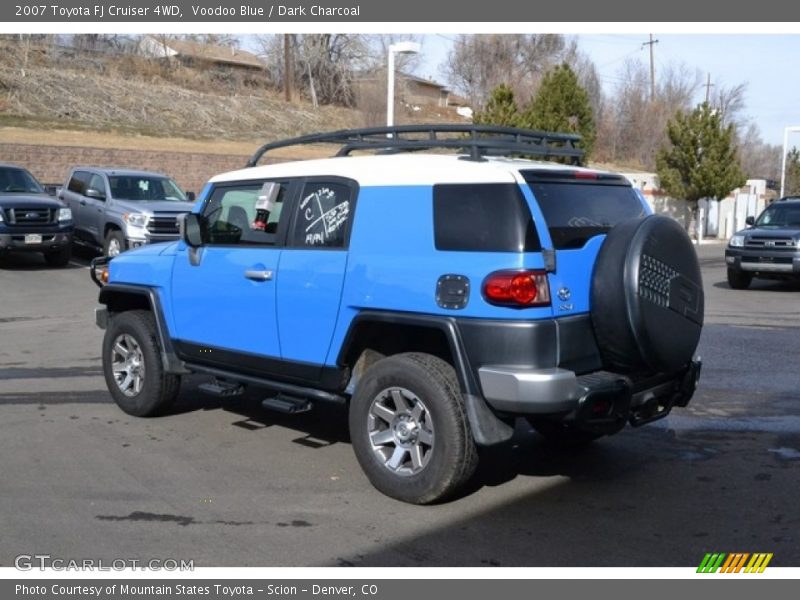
<box><xmin>0</xmin><ymin>38</ymin><xmax>468</xmax><ymax>159</ymax></box>
<box><xmin>0</xmin><ymin>63</ymin><xmax>360</xmax><ymax>142</ymax></box>
<box><xmin>0</xmin><ymin>39</ymin><xmax>362</xmax><ymax>144</ymax></box>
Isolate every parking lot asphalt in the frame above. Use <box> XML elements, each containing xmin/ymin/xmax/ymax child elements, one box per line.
<box><xmin>0</xmin><ymin>242</ymin><xmax>798</xmax><ymax>567</ymax></box>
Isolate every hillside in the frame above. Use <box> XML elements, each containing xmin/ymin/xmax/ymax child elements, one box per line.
<box><xmin>0</xmin><ymin>38</ymin><xmax>467</xmax><ymax>191</ymax></box>
<box><xmin>0</xmin><ymin>38</ymin><xmax>464</xmax><ymax>145</ymax></box>
<box><xmin>0</xmin><ymin>51</ymin><xmax>356</xmax><ymax>142</ymax></box>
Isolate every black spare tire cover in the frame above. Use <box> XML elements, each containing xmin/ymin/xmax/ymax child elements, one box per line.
<box><xmin>590</xmin><ymin>215</ymin><xmax>704</xmax><ymax>373</ymax></box>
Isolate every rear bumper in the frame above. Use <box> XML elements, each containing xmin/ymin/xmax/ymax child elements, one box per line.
<box><xmin>478</xmin><ymin>366</ymin><xmax>580</xmax><ymax>413</ymax></box>
<box><xmin>478</xmin><ymin>360</ymin><xmax>702</xmax><ymax>432</ymax></box>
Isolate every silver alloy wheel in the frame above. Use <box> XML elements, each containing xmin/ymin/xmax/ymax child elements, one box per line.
<box><xmin>110</xmin><ymin>333</ymin><xmax>145</xmax><ymax>397</ymax></box>
<box><xmin>106</xmin><ymin>237</ymin><xmax>121</xmax><ymax>257</ymax></box>
<box><xmin>367</xmin><ymin>387</ymin><xmax>434</xmax><ymax>476</ymax></box>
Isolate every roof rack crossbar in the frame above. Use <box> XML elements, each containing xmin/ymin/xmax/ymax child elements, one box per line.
<box><xmin>246</xmin><ymin>124</ymin><xmax>584</xmax><ymax>167</ymax></box>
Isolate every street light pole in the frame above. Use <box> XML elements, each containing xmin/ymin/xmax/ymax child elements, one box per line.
<box><xmin>387</xmin><ymin>48</ymin><xmax>396</xmax><ymax>128</ymax></box>
<box><xmin>780</xmin><ymin>125</ymin><xmax>800</xmax><ymax>198</ymax></box>
<box><xmin>386</xmin><ymin>41</ymin><xmax>421</xmax><ymax>130</ymax></box>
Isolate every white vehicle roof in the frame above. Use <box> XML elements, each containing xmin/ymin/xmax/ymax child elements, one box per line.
<box><xmin>210</xmin><ymin>153</ymin><xmax>616</xmax><ymax>187</ymax></box>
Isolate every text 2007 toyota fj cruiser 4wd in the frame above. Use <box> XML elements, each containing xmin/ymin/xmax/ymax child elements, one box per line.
<box><xmin>91</xmin><ymin>126</ymin><xmax>704</xmax><ymax>504</ymax></box>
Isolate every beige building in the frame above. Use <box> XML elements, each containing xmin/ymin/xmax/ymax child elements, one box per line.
<box><xmin>138</xmin><ymin>36</ymin><xmax>265</xmax><ymax>73</ymax></box>
<box><xmin>355</xmin><ymin>71</ymin><xmax>455</xmax><ymax>109</ymax></box>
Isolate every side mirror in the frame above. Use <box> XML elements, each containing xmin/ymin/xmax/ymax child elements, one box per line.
<box><xmin>185</xmin><ymin>191</ymin><xmax>196</xmax><ymax>202</ymax></box>
<box><xmin>85</xmin><ymin>188</ymin><xmax>106</xmax><ymax>200</ymax></box>
<box><xmin>745</xmin><ymin>216</ymin><xmax>755</xmax><ymax>226</ymax></box>
<box><xmin>179</xmin><ymin>213</ymin><xmax>205</xmax><ymax>248</ymax></box>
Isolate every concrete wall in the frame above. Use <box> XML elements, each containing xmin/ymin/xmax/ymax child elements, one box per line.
<box><xmin>621</xmin><ymin>170</ymin><xmax>768</xmax><ymax>239</ymax></box>
<box><xmin>0</xmin><ymin>143</ymin><xmax>252</xmax><ymax>196</ymax></box>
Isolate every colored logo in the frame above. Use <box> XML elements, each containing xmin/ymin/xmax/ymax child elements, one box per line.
<box><xmin>697</xmin><ymin>553</ymin><xmax>773</xmax><ymax>573</ymax></box>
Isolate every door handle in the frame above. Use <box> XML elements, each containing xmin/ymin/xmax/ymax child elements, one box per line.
<box><xmin>79</xmin><ymin>200</ymin><xmax>87</xmax><ymax>206</ymax></box>
<box><xmin>244</xmin><ymin>269</ymin><xmax>273</xmax><ymax>281</ymax></box>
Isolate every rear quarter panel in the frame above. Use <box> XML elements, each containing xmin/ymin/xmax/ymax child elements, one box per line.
<box><xmin>326</xmin><ymin>184</ymin><xmax>553</xmax><ymax>364</ymax></box>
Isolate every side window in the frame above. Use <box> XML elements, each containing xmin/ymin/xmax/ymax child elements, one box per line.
<box><xmin>67</xmin><ymin>171</ymin><xmax>91</xmax><ymax>195</ymax></box>
<box><xmin>202</xmin><ymin>181</ymin><xmax>289</xmax><ymax>246</ymax></box>
<box><xmin>289</xmin><ymin>181</ymin><xmax>353</xmax><ymax>248</ymax></box>
<box><xmin>87</xmin><ymin>174</ymin><xmax>106</xmax><ymax>198</ymax></box>
<box><xmin>433</xmin><ymin>183</ymin><xmax>541</xmax><ymax>252</ymax></box>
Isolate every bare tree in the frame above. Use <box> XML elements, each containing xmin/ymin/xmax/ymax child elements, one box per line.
<box><xmin>253</xmin><ymin>33</ymin><xmax>367</xmax><ymax>105</ymax></box>
<box><xmin>70</xmin><ymin>34</ymin><xmax>135</xmax><ymax>54</ymax></box>
<box><xmin>598</xmin><ymin>59</ymin><xmax>701</xmax><ymax>170</ymax></box>
<box><xmin>363</xmin><ymin>34</ymin><xmax>422</xmax><ymax>74</ymax></box>
<box><xmin>739</xmin><ymin>123</ymin><xmax>781</xmax><ymax>182</ymax></box>
<box><xmin>713</xmin><ymin>82</ymin><xmax>748</xmax><ymax>131</ymax></box>
<box><xmin>442</xmin><ymin>34</ymin><xmax>576</xmax><ymax>109</ymax></box>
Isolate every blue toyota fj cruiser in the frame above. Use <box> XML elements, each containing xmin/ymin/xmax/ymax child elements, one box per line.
<box><xmin>91</xmin><ymin>126</ymin><xmax>703</xmax><ymax>504</ymax></box>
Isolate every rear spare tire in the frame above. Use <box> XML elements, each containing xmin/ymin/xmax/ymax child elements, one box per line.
<box><xmin>591</xmin><ymin>215</ymin><xmax>703</xmax><ymax>373</ymax></box>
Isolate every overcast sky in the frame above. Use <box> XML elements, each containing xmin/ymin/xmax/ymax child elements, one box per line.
<box><xmin>414</xmin><ymin>33</ymin><xmax>799</xmax><ymax>148</ymax></box>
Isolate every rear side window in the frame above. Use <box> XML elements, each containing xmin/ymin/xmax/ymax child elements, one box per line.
<box><xmin>288</xmin><ymin>181</ymin><xmax>354</xmax><ymax>249</ymax></box>
<box><xmin>433</xmin><ymin>183</ymin><xmax>540</xmax><ymax>252</ymax></box>
<box><xmin>523</xmin><ymin>171</ymin><xmax>646</xmax><ymax>249</ymax></box>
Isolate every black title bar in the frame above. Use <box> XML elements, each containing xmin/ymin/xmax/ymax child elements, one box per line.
<box><xmin>4</xmin><ymin>0</ymin><xmax>800</xmax><ymax>22</ymax></box>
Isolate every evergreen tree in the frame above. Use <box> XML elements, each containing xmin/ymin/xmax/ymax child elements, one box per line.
<box><xmin>656</xmin><ymin>103</ymin><xmax>746</xmax><ymax>231</ymax></box>
<box><xmin>473</xmin><ymin>84</ymin><xmax>520</xmax><ymax>127</ymax></box>
<box><xmin>521</xmin><ymin>63</ymin><xmax>596</xmax><ymax>159</ymax></box>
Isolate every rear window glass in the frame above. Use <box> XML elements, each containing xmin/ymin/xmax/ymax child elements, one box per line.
<box><xmin>433</xmin><ymin>183</ymin><xmax>540</xmax><ymax>252</ymax></box>
<box><xmin>524</xmin><ymin>174</ymin><xmax>645</xmax><ymax>249</ymax></box>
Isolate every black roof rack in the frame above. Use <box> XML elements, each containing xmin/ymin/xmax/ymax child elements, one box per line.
<box><xmin>246</xmin><ymin>124</ymin><xmax>584</xmax><ymax>167</ymax></box>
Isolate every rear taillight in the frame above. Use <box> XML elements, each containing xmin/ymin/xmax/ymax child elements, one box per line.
<box><xmin>482</xmin><ymin>270</ymin><xmax>551</xmax><ymax>307</ymax></box>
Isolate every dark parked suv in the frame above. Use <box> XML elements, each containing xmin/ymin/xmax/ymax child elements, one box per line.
<box><xmin>725</xmin><ymin>197</ymin><xmax>800</xmax><ymax>289</ymax></box>
<box><xmin>91</xmin><ymin>126</ymin><xmax>704</xmax><ymax>504</ymax></box>
<box><xmin>0</xmin><ymin>163</ymin><xmax>73</xmax><ymax>266</ymax></box>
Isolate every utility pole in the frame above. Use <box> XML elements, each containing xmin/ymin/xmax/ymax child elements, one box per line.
<box><xmin>283</xmin><ymin>34</ymin><xmax>293</xmax><ymax>102</ymax></box>
<box><xmin>703</xmin><ymin>72</ymin><xmax>714</xmax><ymax>104</ymax></box>
<box><xmin>642</xmin><ymin>34</ymin><xmax>659</xmax><ymax>101</ymax></box>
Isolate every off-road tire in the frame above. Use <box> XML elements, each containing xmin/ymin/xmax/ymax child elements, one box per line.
<box><xmin>727</xmin><ymin>267</ymin><xmax>752</xmax><ymax>290</ymax></box>
<box><xmin>43</xmin><ymin>246</ymin><xmax>71</xmax><ymax>267</ymax></box>
<box><xmin>349</xmin><ymin>352</ymin><xmax>478</xmax><ymax>504</ymax></box>
<box><xmin>102</xmin><ymin>310</ymin><xmax>180</xmax><ymax>417</ymax></box>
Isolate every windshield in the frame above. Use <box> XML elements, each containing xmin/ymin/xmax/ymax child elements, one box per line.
<box><xmin>109</xmin><ymin>176</ymin><xmax>187</xmax><ymax>202</ymax></box>
<box><xmin>754</xmin><ymin>203</ymin><xmax>800</xmax><ymax>228</ymax></box>
<box><xmin>0</xmin><ymin>167</ymin><xmax>45</xmax><ymax>194</ymax></box>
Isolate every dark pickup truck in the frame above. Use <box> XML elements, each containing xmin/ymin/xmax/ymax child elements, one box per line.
<box><xmin>0</xmin><ymin>163</ymin><xmax>73</xmax><ymax>266</ymax></box>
